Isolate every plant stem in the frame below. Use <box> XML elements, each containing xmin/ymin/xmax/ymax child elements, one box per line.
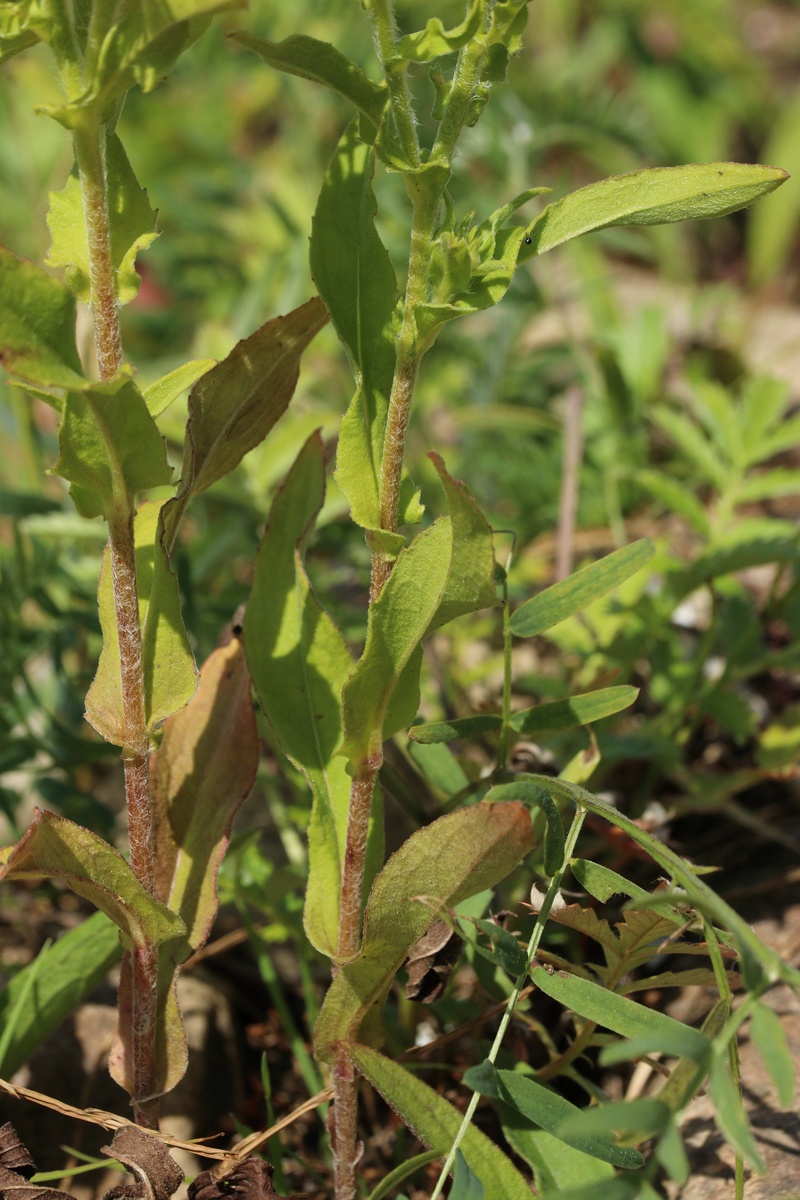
<box><xmin>73</xmin><ymin>122</ymin><xmax>122</xmax><ymax>380</ymax></box>
<box><xmin>75</xmin><ymin>118</ymin><xmax>159</xmax><ymax>1126</ymax></box>
<box><xmin>429</xmin><ymin>805</ymin><xmax>587</xmax><ymax>1200</ymax></box>
<box><xmin>364</xmin><ymin>0</ymin><xmax>420</xmax><ymax>169</ymax></box>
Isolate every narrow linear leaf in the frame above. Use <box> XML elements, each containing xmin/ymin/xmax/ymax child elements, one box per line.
<box><xmin>409</xmin><ymin>715</ymin><xmax>503</xmax><ymax>744</ymax></box>
<box><xmin>152</xmin><ymin>637</ymin><xmax>259</xmax><ymax>953</ymax></box>
<box><xmin>86</xmin><ymin>500</ymin><xmax>197</xmax><ymax>747</ymax></box>
<box><xmin>709</xmin><ymin>1057</ymin><xmax>767</xmax><ymax>1173</ymax></box>
<box><xmin>46</xmin><ymin>133</ymin><xmax>158</xmax><ymax>306</ymax></box>
<box><xmin>0</xmin><ymin>247</ymin><xmax>85</xmax><ymax>389</ymax></box>
<box><xmin>464</xmin><ymin>1063</ymin><xmax>643</xmax><ymax>1170</ymax></box>
<box><xmin>510</xmin><ymin>686</ymin><xmax>639</xmax><ymax>735</ymax></box>
<box><xmin>244</xmin><ymin>433</ymin><xmax>355</xmax><ymax>959</ymax></box>
<box><xmin>314</xmin><ymin>801</ymin><xmax>534</xmax><ymax>1059</ymax></box>
<box><xmin>232</xmin><ymin>33</ymin><xmax>388</xmax><ymax>128</ymax></box>
<box><xmin>0</xmin><ymin>911</ymin><xmax>121</xmax><ymax>1078</ymax></box>
<box><xmin>510</xmin><ymin>540</ymin><xmax>654</xmax><ymax>638</ymax></box>
<box><xmin>750</xmin><ymin>1001</ymin><xmax>796</xmax><ymax>1107</ymax></box>
<box><xmin>531</xmin><ymin>967</ymin><xmax>711</xmax><ymax>1063</ymax></box>
<box><xmin>498</xmin><ymin>1124</ymin><xmax>615</xmax><ymax>1194</ymax></box>
<box><xmin>557</xmin><ymin>1098</ymin><xmax>671</xmax><ymax>1141</ymax></box>
<box><xmin>521</xmin><ymin>163</ymin><xmax>789</xmax><ymax>260</ymax></box>
<box><xmin>349</xmin><ymin>1045</ymin><xmax>533</xmax><ymax>1200</ymax></box>
<box><xmin>484</xmin><ymin>779</ymin><xmax>564</xmax><ymax>877</ymax></box>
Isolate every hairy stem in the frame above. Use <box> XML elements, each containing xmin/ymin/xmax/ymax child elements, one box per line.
<box><xmin>76</xmin><ymin>119</ymin><xmax>158</xmax><ymax>1125</ymax></box>
<box><xmin>364</xmin><ymin>0</ymin><xmax>420</xmax><ymax>168</ymax></box>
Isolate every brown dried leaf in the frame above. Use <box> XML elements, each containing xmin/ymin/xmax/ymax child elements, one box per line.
<box><xmin>404</xmin><ymin>919</ymin><xmax>461</xmax><ymax>1003</ymax></box>
<box><xmin>100</xmin><ymin>1127</ymin><xmax>183</xmax><ymax>1200</ymax></box>
<box><xmin>188</xmin><ymin>1161</ymin><xmax>314</xmax><ymax>1200</ymax></box>
<box><xmin>0</xmin><ymin>1123</ymin><xmax>35</xmax><ymax>1178</ymax></box>
<box><xmin>0</xmin><ymin>1165</ymin><xmax>74</xmax><ymax>1200</ymax></box>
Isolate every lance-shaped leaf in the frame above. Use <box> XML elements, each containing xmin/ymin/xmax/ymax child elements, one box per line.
<box><xmin>340</xmin><ymin>456</ymin><xmax>496</xmax><ymax>764</ymax></box>
<box><xmin>348</xmin><ymin>1045</ymin><xmax>533</xmax><ymax>1200</ymax></box>
<box><xmin>53</xmin><ymin>376</ymin><xmax>172</xmax><ymax>519</ymax></box>
<box><xmin>161</xmin><ymin>297</ymin><xmax>327</xmax><ymax>549</ymax></box>
<box><xmin>152</xmin><ymin>636</ymin><xmax>259</xmax><ymax>952</ymax></box>
<box><xmin>510</xmin><ymin>540</ymin><xmax>654</xmax><ymax>638</ymax></box>
<box><xmin>47</xmin><ymin>133</ymin><xmax>158</xmax><ymax>306</ymax></box>
<box><xmin>311</xmin><ymin>120</ymin><xmax>421</xmax><ymax>532</ymax></box>
<box><xmin>86</xmin><ymin>501</ymin><xmax>197</xmax><ymax>748</ymax></box>
<box><xmin>465</xmin><ymin>1062</ymin><xmax>644</xmax><ymax>1170</ymax></box>
<box><xmin>314</xmin><ymin>801</ymin><xmax>533</xmax><ymax>1060</ymax></box>
<box><xmin>520</xmin><ymin>162</ymin><xmax>789</xmax><ymax>262</ymax></box>
<box><xmin>244</xmin><ymin>433</ymin><xmax>355</xmax><ymax>959</ymax></box>
<box><xmin>231</xmin><ymin>33</ymin><xmax>388</xmax><ymax>129</ymax></box>
<box><xmin>0</xmin><ymin>248</ymin><xmax>85</xmax><ymax>389</ymax></box>
<box><xmin>0</xmin><ymin>809</ymin><xmax>184</xmax><ymax>948</ymax></box>
<box><xmin>143</xmin><ymin>358</ymin><xmax>216</xmax><ymax>418</ymax></box>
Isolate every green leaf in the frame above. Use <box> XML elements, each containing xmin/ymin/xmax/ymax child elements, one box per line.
<box><xmin>152</xmin><ymin>638</ymin><xmax>259</xmax><ymax>953</ymax></box>
<box><xmin>244</xmin><ymin>433</ymin><xmax>355</xmax><ymax>959</ymax></box>
<box><xmin>409</xmin><ymin>714</ymin><xmax>503</xmax><ymax>744</ymax></box>
<box><xmin>313</xmin><ymin>801</ymin><xmax>534</xmax><ymax>1059</ymax></box>
<box><xmin>464</xmin><ymin>1063</ymin><xmax>644</xmax><ymax>1170</ymax></box>
<box><xmin>510</xmin><ymin>540</ymin><xmax>654</xmax><ymax>638</ymax></box>
<box><xmin>143</xmin><ymin>358</ymin><xmax>216</xmax><ymax>418</ymax></box>
<box><xmin>340</xmin><ymin>457</ymin><xmax>496</xmax><ymax>765</ymax></box>
<box><xmin>531</xmin><ymin>966</ymin><xmax>712</xmax><ymax>1062</ymax></box>
<box><xmin>0</xmin><ymin>247</ymin><xmax>85</xmax><ymax>389</ymax></box>
<box><xmin>636</xmin><ymin>469</ymin><xmax>711</xmax><ymax>537</ymax></box>
<box><xmin>0</xmin><ymin>809</ymin><xmax>184</xmax><ymax>950</ymax></box>
<box><xmin>520</xmin><ymin>163</ymin><xmax>789</xmax><ymax>261</ymax></box>
<box><xmin>46</xmin><ymin>133</ymin><xmax>158</xmax><ymax>306</ymax></box>
<box><xmin>709</xmin><ymin>1056</ymin><xmax>766</xmax><ymax>1173</ymax></box>
<box><xmin>499</xmin><ymin>1125</ymin><xmax>615</xmax><ymax>1194</ymax></box>
<box><xmin>86</xmin><ymin>500</ymin><xmax>198</xmax><ymax>748</ymax></box>
<box><xmin>162</xmin><ymin>297</ymin><xmax>327</xmax><ymax>547</ymax></box>
<box><xmin>484</xmin><ymin>779</ymin><xmax>564</xmax><ymax>877</ymax></box>
<box><xmin>349</xmin><ymin>1045</ymin><xmax>534</xmax><ymax>1200</ymax></box>
<box><xmin>53</xmin><ymin>376</ymin><xmax>172</xmax><ymax>519</ymax></box>
<box><xmin>311</xmin><ymin>121</ymin><xmax>421</xmax><ymax>531</ymax></box>
<box><xmin>232</xmin><ymin>33</ymin><xmax>388</xmax><ymax>129</ymax></box>
<box><xmin>510</xmin><ymin>686</ymin><xmax>639</xmax><ymax>735</ymax></box>
<box><xmin>533</xmin><ymin>775</ymin><xmax>800</xmax><ymax>992</ymax></box>
<box><xmin>557</xmin><ymin>1098</ymin><xmax>671</xmax><ymax>1141</ymax></box>
<box><xmin>570</xmin><ymin>859</ymin><xmax>651</xmax><ymax>905</ymax></box>
<box><xmin>750</xmin><ymin>1001</ymin><xmax>796</xmax><ymax>1107</ymax></box>
<box><xmin>471</xmin><ymin>917</ymin><xmax>527</xmax><ymax>975</ymax></box>
<box><xmin>748</xmin><ymin>88</ymin><xmax>800</xmax><ymax>286</ymax></box>
<box><xmin>406</xmin><ymin>741</ymin><xmax>469</xmax><ymax>795</ymax></box>
<box><xmin>453</xmin><ymin>1150</ymin><xmax>485</xmax><ymax>1199</ymax></box>
<box><xmin>395</xmin><ymin>1</ymin><xmax>484</xmax><ymax>62</ymax></box>
<box><xmin>0</xmin><ymin>911</ymin><xmax>121</xmax><ymax>1078</ymax></box>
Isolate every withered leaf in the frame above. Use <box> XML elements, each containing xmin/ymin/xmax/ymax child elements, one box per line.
<box><xmin>404</xmin><ymin>918</ymin><xmax>461</xmax><ymax>1003</ymax></box>
<box><xmin>0</xmin><ymin>1124</ymin><xmax>35</xmax><ymax>1178</ymax></box>
<box><xmin>100</xmin><ymin>1127</ymin><xmax>183</xmax><ymax>1200</ymax></box>
<box><xmin>0</xmin><ymin>1165</ymin><xmax>73</xmax><ymax>1200</ymax></box>
<box><xmin>188</xmin><ymin>1161</ymin><xmax>313</xmax><ymax>1200</ymax></box>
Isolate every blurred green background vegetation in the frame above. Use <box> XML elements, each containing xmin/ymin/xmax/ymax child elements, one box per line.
<box><xmin>1</xmin><ymin>0</ymin><xmax>799</xmax><ymax>854</ymax></box>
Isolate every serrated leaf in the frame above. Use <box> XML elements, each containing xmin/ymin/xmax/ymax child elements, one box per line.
<box><xmin>750</xmin><ymin>1000</ymin><xmax>795</xmax><ymax>1107</ymax></box>
<box><xmin>520</xmin><ymin>163</ymin><xmax>789</xmax><ymax>260</ymax></box>
<box><xmin>232</xmin><ymin>32</ymin><xmax>388</xmax><ymax>128</ymax></box>
<box><xmin>46</xmin><ymin>133</ymin><xmax>158</xmax><ymax>306</ymax></box>
<box><xmin>311</xmin><ymin>120</ymin><xmax>423</xmax><ymax>531</ymax></box>
<box><xmin>152</xmin><ymin>637</ymin><xmax>259</xmax><ymax>952</ymax></box>
<box><xmin>340</xmin><ymin>457</ymin><xmax>495</xmax><ymax>765</ymax></box>
<box><xmin>464</xmin><ymin>1063</ymin><xmax>644</xmax><ymax>1170</ymax></box>
<box><xmin>349</xmin><ymin>1045</ymin><xmax>533</xmax><ymax>1200</ymax></box>
<box><xmin>0</xmin><ymin>247</ymin><xmax>85</xmax><ymax>389</ymax></box>
<box><xmin>510</xmin><ymin>686</ymin><xmax>638</xmax><ymax>735</ymax></box>
<box><xmin>395</xmin><ymin>0</ymin><xmax>484</xmax><ymax>62</ymax></box>
<box><xmin>86</xmin><ymin>501</ymin><xmax>197</xmax><ymax>748</ymax></box>
<box><xmin>143</xmin><ymin>358</ymin><xmax>216</xmax><ymax>418</ymax></box>
<box><xmin>0</xmin><ymin>911</ymin><xmax>121</xmax><ymax>1078</ymax></box>
<box><xmin>53</xmin><ymin>377</ymin><xmax>172</xmax><ymax>519</ymax></box>
<box><xmin>510</xmin><ymin>540</ymin><xmax>654</xmax><ymax>638</ymax></box>
<box><xmin>162</xmin><ymin>297</ymin><xmax>327</xmax><ymax>547</ymax></box>
<box><xmin>244</xmin><ymin>433</ymin><xmax>355</xmax><ymax>959</ymax></box>
<box><xmin>313</xmin><ymin>801</ymin><xmax>533</xmax><ymax>1059</ymax></box>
